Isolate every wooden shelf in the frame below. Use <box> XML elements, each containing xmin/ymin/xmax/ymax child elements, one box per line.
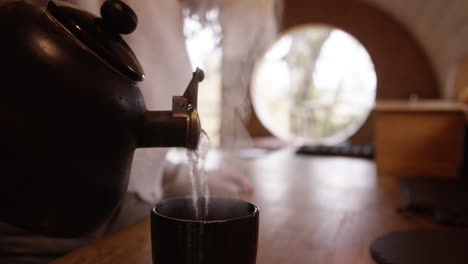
<box><xmin>375</xmin><ymin>100</ymin><xmax>465</xmax><ymax>178</ymax></box>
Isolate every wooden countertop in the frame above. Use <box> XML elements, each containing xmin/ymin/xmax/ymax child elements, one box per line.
<box><xmin>375</xmin><ymin>100</ymin><xmax>467</xmax><ymax>112</ymax></box>
<box><xmin>53</xmin><ymin>148</ymin><xmax>443</xmax><ymax>264</ymax></box>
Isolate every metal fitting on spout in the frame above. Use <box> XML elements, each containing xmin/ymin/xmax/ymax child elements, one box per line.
<box><xmin>139</xmin><ymin>68</ymin><xmax>203</xmax><ymax>149</ymax></box>
<box><xmin>173</xmin><ymin>68</ymin><xmax>203</xmax><ymax>149</ymax></box>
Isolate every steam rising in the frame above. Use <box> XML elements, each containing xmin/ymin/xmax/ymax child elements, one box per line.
<box><xmin>180</xmin><ymin>0</ymin><xmax>281</xmax><ymax>149</ymax></box>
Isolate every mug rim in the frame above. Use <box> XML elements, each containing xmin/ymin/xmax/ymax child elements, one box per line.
<box><xmin>151</xmin><ymin>196</ymin><xmax>259</xmax><ymax>224</ymax></box>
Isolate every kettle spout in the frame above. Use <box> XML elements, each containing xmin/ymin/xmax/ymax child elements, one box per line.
<box><xmin>139</xmin><ymin>68</ymin><xmax>203</xmax><ymax>150</ymax></box>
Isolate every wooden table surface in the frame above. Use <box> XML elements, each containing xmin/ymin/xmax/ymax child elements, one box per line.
<box><xmin>53</xmin><ymin>148</ymin><xmax>442</xmax><ymax>264</ymax></box>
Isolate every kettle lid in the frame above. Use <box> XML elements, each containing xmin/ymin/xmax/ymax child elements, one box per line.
<box><xmin>47</xmin><ymin>0</ymin><xmax>144</xmax><ymax>82</ymax></box>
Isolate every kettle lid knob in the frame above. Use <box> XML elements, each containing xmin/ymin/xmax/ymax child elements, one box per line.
<box><xmin>100</xmin><ymin>0</ymin><xmax>137</xmax><ymax>35</ymax></box>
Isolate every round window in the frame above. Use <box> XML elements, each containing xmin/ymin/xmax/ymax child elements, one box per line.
<box><xmin>251</xmin><ymin>25</ymin><xmax>377</xmax><ymax>145</ymax></box>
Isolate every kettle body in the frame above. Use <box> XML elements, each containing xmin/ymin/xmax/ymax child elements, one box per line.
<box><xmin>0</xmin><ymin>0</ymin><xmax>201</xmax><ymax>237</ymax></box>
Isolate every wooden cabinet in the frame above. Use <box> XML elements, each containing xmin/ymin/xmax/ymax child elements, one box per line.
<box><xmin>375</xmin><ymin>100</ymin><xmax>466</xmax><ymax>178</ymax></box>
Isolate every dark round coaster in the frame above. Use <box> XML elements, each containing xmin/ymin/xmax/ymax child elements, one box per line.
<box><xmin>370</xmin><ymin>229</ymin><xmax>468</xmax><ymax>264</ymax></box>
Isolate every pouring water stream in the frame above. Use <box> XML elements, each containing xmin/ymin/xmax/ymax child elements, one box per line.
<box><xmin>186</xmin><ymin>129</ymin><xmax>211</xmax><ymax>220</ymax></box>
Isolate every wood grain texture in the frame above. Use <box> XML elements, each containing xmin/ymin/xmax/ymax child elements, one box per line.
<box><xmin>246</xmin><ymin>0</ymin><xmax>441</xmax><ymax>141</ymax></box>
<box><xmin>451</xmin><ymin>55</ymin><xmax>468</xmax><ymax>101</ymax></box>
<box><xmin>52</xmin><ymin>219</ymin><xmax>152</xmax><ymax>264</ymax></box>
<box><xmin>282</xmin><ymin>0</ymin><xmax>439</xmax><ymax>100</ymax></box>
<box><xmin>53</xmin><ymin>149</ymin><xmax>447</xmax><ymax>264</ymax></box>
<box><xmin>375</xmin><ymin>104</ymin><xmax>465</xmax><ymax>178</ymax></box>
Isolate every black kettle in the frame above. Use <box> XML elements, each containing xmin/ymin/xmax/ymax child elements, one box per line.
<box><xmin>0</xmin><ymin>0</ymin><xmax>202</xmax><ymax>237</ymax></box>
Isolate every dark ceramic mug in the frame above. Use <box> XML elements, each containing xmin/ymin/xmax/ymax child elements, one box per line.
<box><xmin>151</xmin><ymin>197</ymin><xmax>259</xmax><ymax>264</ymax></box>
